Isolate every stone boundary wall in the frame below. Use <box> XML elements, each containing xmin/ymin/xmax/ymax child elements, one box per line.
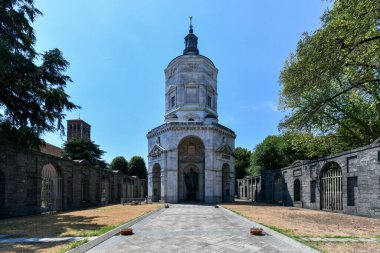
<box><xmin>0</xmin><ymin>150</ymin><xmax>147</xmax><ymax>218</ymax></box>
<box><xmin>237</xmin><ymin>141</ymin><xmax>380</xmax><ymax>218</ymax></box>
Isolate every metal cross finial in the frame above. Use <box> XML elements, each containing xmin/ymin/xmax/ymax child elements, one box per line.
<box><xmin>189</xmin><ymin>16</ymin><xmax>193</xmax><ymax>33</ymax></box>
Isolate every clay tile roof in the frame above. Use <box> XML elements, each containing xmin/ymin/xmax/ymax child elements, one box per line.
<box><xmin>40</xmin><ymin>143</ymin><xmax>63</xmax><ymax>157</ymax></box>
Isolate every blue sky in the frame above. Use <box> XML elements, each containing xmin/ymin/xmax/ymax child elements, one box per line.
<box><xmin>36</xmin><ymin>0</ymin><xmax>329</xmax><ymax>163</ymax></box>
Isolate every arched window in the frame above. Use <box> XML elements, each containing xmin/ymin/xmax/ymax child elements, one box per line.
<box><xmin>81</xmin><ymin>178</ymin><xmax>90</xmax><ymax>203</ymax></box>
<box><xmin>294</xmin><ymin>179</ymin><xmax>301</xmax><ymax>202</ymax></box>
<box><xmin>152</xmin><ymin>164</ymin><xmax>161</xmax><ymax>202</ymax></box>
<box><xmin>222</xmin><ymin>163</ymin><xmax>231</xmax><ymax>202</ymax></box>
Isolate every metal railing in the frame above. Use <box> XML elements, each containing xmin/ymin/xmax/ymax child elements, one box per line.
<box><xmin>121</xmin><ymin>197</ymin><xmax>152</xmax><ymax>205</ymax></box>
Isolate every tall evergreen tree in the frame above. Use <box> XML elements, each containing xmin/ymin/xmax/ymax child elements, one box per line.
<box><xmin>128</xmin><ymin>156</ymin><xmax>147</xmax><ymax>180</ymax></box>
<box><xmin>62</xmin><ymin>138</ymin><xmax>106</xmax><ymax>167</ymax></box>
<box><xmin>0</xmin><ymin>0</ymin><xmax>79</xmax><ymax>149</ymax></box>
<box><xmin>110</xmin><ymin>156</ymin><xmax>129</xmax><ymax>174</ymax></box>
<box><xmin>234</xmin><ymin>147</ymin><xmax>251</xmax><ymax>179</ymax></box>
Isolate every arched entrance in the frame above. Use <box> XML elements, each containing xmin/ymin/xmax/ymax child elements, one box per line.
<box><xmin>222</xmin><ymin>163</ymin><xmax>231</xmax><ymax>202</ymax></box>
<box><xmin>41</xmin><ymin>164</ymin><xmax>62</xmax><ymax>212</ymax></box>
<box><xmin>178</xmin><ymin>136</ymin><xmax>205</xmax><ymax>202</ymax></box>
<box><xmin>101</xmin><ymin>176</ymin><xmax>109</xmax><ymax>204</ymax></box>
<box><xmin>321</xmin><ymin>162</ymin><xmax>342</xmax><ymax>211</ymax></box>
<box><xmin>273</xmin><ymin>174</ymin><xmax>284</xmax><ymax>204</ymax></box>
<box><xmin>293</xmin><ymin>179</ymin><xmax>301</xmax><ymax>202</ymax></box>
<box><xmin>0</xmin><ymin>170</ymin><xmax>5</xmax><ymax>208</ymax></box>
<box><xmin>81</xmin><ymin>178</ymin><xmax>90</xmax><ymax>204</ymax></box>
<box><xmin>122</xmin><ymin>178</ymin><xmax>127</xmax><ymax>199</ymax></box>
<box><xmin>152</xmin><ymin>164</ymin><xmax>161</xmax><ymax>202</ymax></box>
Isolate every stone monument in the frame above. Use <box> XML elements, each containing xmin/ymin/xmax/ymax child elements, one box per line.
<box><xmin>147</xmin><ymin>18</ymin><xmax>236</xmax><ymax>203</ymax></box>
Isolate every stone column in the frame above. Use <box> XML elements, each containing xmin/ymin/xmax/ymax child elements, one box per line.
<box><xmin>147</xmin><ymin>166</ymin><xmax>153</xmax><ymax>200</ymax></box>
<box><xmin>166</xmin><ymin>150</ymin><xmax>178</xmax><ymax>203</ymax></box>
<box><xmin>243</xmin><ymin>179</ymin><xmax>247</xmax><ymax>199</ymax></box>
<box><xmin>215</xmin><ymin>159</ymin><xmax>222</xmax><ymax>203</ymax></box>
<box><xmin>230</xmin><ymin>170</ymin><xmax>235</xmax><ymax>201</ymax></box>
<box><xmin>204</xmin><ymin>149</ymin><xmax>215</xmax><ymax>203</ymax></box>
<box><xmin>238</xmin><ymin>181</ymin><xmax>242</xmax><ymax>199</ymax></box>
<box><xmin>249</xmin><ymin>178</ymin><xmax>253</xmax><ymax>201</ymax></box>
<box><xmin>160</xmin><ymin>160</ymin><xmax>166</xmax><ymax>202</ymax></box>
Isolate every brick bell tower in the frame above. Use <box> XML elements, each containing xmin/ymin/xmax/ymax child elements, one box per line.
<box><xmin>67</xmin><ymin>118</ymin><xmax>91</xmax><ymax>141</ymax></box>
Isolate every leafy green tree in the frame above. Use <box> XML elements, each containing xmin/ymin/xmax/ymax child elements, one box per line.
<box><xmin>249</xmin><ymin>133</ymin><xmax>316</xmax><ymax>174</ymax></box>
<box><xmin>279</xmin><ymin>0</ymin><xmax>380</xmax><ymax>148</ymax></box>
<box><xmin>234</xmin><ymin>147</ymin><xmax>251</xmax><ymax>179</ymax></box>
<box><xmin>284</xmin><ymin>131</ymin><xmax>345</xmax><ymax>158</ymax></box>
<box><xmin>62</xmin><ymin>138</ymin><xmax>106</xmax><ymax>167</ymax></box>
<box><xmin>250</xmin><ymin>135</ymin><xmax>289</xmax><ymax>174</ymax></box>
<box><xmin>128</xmin><ymin>156</ymin><xmax>147</xmax><ymax>179</ymax></box>
<box><xmin>0</xmin><ymin>0</ymin><xmax>79</xmax><ymax>149</ymax></box>
<box><xmin>110</xmin><ymin>156</ymin><xmax>129</xmax><ymax>174</ymax></box>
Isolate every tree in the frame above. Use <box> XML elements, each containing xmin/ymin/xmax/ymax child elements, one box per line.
<box><xmin>62</xmin><ymin>138</ymin><xmax>106</xmax><ymax>167</ymax></box>
<box><xmin>250</xmin><ymin>135</ymin><xmax>290</xmax><ymax>174</ymax></box>
<box><xmin>284</xmin><ymin>131</ymin><xmax>343</xmax><ymax>158</ymax></box>
<box><xmin>0</xmin><ymin>0</ymin><xmax>79</xmax><ymax>149</ymax></box>
<box><xmin>234</xmin><ymin>147</ymin><xmax>251</xmax><ymax>179</ymax></box>
<box><xmin>249</xmin><ymin>132</ymin><xmax>345</xmax><ymax>175</ymax></box>
<box><xmin>128</xmin><ymin>156</ymin><xmax>147</xmax><ymax>179</ymax></box>
<box><xmin>249</xmin><ymin>133</ymin><xmax>313</xmax><ymax>175</ymax></box>
<box><xmin>279</xmin><ymin>0</ymin><xmax>380</xmax><ymax>148</ymax></box>
<box><xmin>110</xmin><ymin>156</ymin><xmax>128</xmax><ymax>174</ymax></box>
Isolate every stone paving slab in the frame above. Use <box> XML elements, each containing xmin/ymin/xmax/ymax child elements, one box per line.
<box><xmin>68</xmin><ymin>207</ymin><xmax>165</xmax><ymax>253</ymax></box>
<box><xmin>87</xmin><ymin>204</ymin><xmax>319</xmax><ymax>253</ymax></box>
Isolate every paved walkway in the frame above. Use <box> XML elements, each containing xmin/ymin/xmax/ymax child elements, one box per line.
<box><xmin>88</xmin><ymin>204</ymin><xmax>317</xmax><ymax>253</ymax></box>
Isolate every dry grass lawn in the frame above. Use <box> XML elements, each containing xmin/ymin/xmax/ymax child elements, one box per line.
<box><xmin>222</xmin><ymin>202</ymin><xmax>380</xmax><ymax>253</ymax></box>
<box><xmin>312</xmin><ymin>242</ymin><xmax>380</xmax><ymax>253</ymax></box>
<box><xmin>0</xmin><ymin>242</ymin><xmax>68</xmax><ymax>253</ymax></box>
<box><xmin>0</xmin><ymin>204</ymin><xmax>161</xmax><ymax>253</ymax></box>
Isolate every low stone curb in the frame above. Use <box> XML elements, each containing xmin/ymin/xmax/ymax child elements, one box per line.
<box><xmin>220</xmin><ymin>206</ymin><xmax>321</xmax><ymax>253</ymax></box>
<box><xmin>67</xmin><ymin>207</ymin><xmax>165</xmax><ymax>253</ymax></box>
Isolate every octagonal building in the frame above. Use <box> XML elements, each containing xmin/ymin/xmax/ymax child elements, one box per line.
<box><xmin>147</xmin><ymin>22</ymin><xmax>236</xmax><ymax>203</ymax></box>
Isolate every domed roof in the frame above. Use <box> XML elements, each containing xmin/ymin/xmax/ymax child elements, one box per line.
<box><xmin>167</xmin><ymin>18</ymin><xmax>215</xmax><ymax>68</ymax></box>
<box><xmin>167</xmin><ymin>54</ymin><xmax>215</xmax><ymax>68</ymax></box>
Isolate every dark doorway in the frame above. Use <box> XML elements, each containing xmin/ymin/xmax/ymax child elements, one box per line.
<box><xmin>274</xmin><ymin>174</ymin><xmax>284</xmax><ymax>204</ymax></box>
<box><xmin>152</xmin><ymin>164</ymin><xmax>161</xmax><ymax>202</ymax></box>
<box><xmin>293</xmin><ymin>179</ymin><xmax>301</xmax><ymax>202</ymax></box>
<box><xmin>0</xmin><ymin>171</ymin><xmax>4</xmax><ymax>208</ymax></box>
<box><xmin>185</xmin><ymin>167</ymin><xmax>198</xmax><ymax>201</ymax></box>
<box><xmin>222</xmin><ymin>163</ymin><xmax>231</xmax><ymax>202</ymax></box>
<box><xmin>178</xmin><ymin>136</ymin><xmax>205</xmax><ymax>202</ymax></box>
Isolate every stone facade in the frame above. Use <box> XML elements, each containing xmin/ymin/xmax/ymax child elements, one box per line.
<box><xmin>0</xmin><ymin>149</ymin><xmax>147</xmax><ymax>218</ymax></box>
<box><xmin>237</xmin><ymin>140</ymin><xmax>380</xmax><ymax>218</ymax></box>
<box><xmin>147</xmin><ymin>23</ymin><xmax>236</xmax><ymax>204</ymax></box>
